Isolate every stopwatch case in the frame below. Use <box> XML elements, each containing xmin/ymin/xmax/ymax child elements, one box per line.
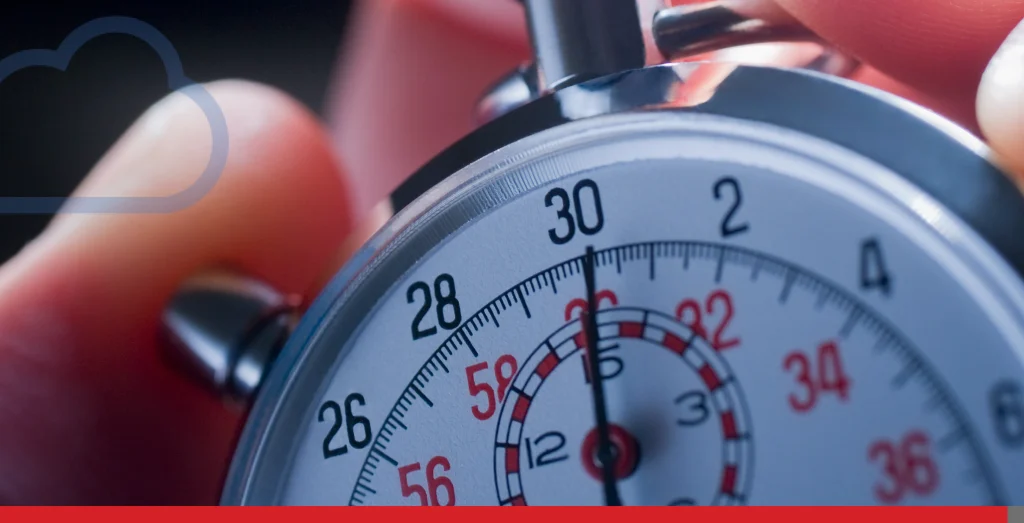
<box><xmin>220</xmin><ymin>62</ymin><xmax>1024</xmax><ymax>505</ymax></box>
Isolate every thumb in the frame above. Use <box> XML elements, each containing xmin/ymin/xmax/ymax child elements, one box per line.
<box><xmin>978</xmin><ymin>18</ymin><xmax>1024</xmax><ymax>176</ymax></box>
<box><xmin>0</xmin><ymin>80</ymin><xmax>362</xmax><ymax>504</ymax></box>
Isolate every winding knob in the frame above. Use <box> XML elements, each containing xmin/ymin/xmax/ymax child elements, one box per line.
<box><xmin>160</xmin><ymin>271</ymin><xmax>301</xmax><ymax>405</ymax></box>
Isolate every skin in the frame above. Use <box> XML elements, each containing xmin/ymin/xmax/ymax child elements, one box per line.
<box><xmin>0</xmin><ymin>0</ymin><xmax>1020</xmax><ymax>505</ymax></box>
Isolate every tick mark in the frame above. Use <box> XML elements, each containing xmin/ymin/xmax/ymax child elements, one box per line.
<box><xmin>937</xmin><ymin>427</ymin><xmax>966</xmax><ymax>452</ymax></box>
<box><xmin>814</xmin><ymin>289</ymin><xmax>829</xmax><ymax>310</ymax></box>
<box><xmin>434</xmin><ymin>354</ymin><xmax>450</xmax><ymax>374</ymax></box>
<box><xmin>515</xmin><ymin>287</ymin><xmax>531</xmax><ymax>319</ymax></box>
<box><xmin>487</xmin><ymin>305</ymin><xmax>500</xmax><ymax>327</ymax></box>
<box><xmin>459</xmin><ymin>331</ymin><xmax>478</xmax><ymax>357</ymax></box>
<box><xmin>649</xmin><ymin>246</ymin><xmax>656</xmax><ymax>280</ymax></box>
<box><xmin>509</xmin><ymin>385</ymin><xmax>531</xmax><ymax>400</ymax></box>
<box><xmin>779</xmin><ymin>270</ymin><xmax>796</xmax><ymax>303</ymax></box>
<box><xmin>890</xmin><ymin>360</ymin><xmax>920</xmax><ymax>389</ymax></box>
<box><xmin>544</xmin><ymin>339</ymin><xmax>558</xmax><ymax>355</ymax></box>
<box><xmin>410</xmin><ymin>384</ymin><xmax>434</xmax><ymax>407</ymax></box>
<box><xmin>715</xmin><ymin>248</ymin><xmax>725</xmax><ymax>283</ymax></box>
<box><xmin>372</xmin><ymin>447</ymin><xmax>399</xmax><ymax>466</ymax></box>
<box><xmin>840</xmin><ymin>308</ymin><xmax>863</xmax><ymax>338</ymax></box>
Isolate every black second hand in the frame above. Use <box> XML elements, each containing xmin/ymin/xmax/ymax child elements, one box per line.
<box><xmin>583</xmin><ymin>245</ymin><xmax>622</xmax><ymax>506</ymax></box>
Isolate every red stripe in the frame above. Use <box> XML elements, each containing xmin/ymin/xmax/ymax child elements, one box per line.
<box><xmin>535</xmin><ymin>353</ymin><xmax>558</xmax><ymax>379</ymax></box>
<box><xmin>662</xmin><ymin>332</ymin><xmax>688</xmax><ymax>355</ymax></box>
<box><xmin>511</xmin><ymin>395</ymin><xmax>530</xmax><ymax>423</ymax></box>
<box><xmin>699</xmin><ymin>364</ymin><xmax>721</xmax><ymax>390</ymax></box>
<box><xmin>574</xmin><ymin>331</ymin><xmax>588</xmax><ymax>349</ymax></box>
<box><xmin>619</xmin><ymin>321</ymin><xmax>644</xmax><ymax>338</ymax></box>
<box><xmin>721</xmin><ymin>465</ymin><xmax>737</xmax><ymax>495</ymax></box>
<box><xmin>510</xmin><ymin>495</ymin><xmax>526</xmax><ymax>506</ymax></box>
<box><xmin>505</xmin><ymin>446</ymin><xmax>520</xmax><ymax>474</ymax></box>
<box><xmin>721</xmin><ymin>411</ymin><xmax>739</xmax><ymax>439</ymax></box>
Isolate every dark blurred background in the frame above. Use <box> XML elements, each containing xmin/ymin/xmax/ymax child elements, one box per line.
<box><xmin>0</xmin><ymin>0</ymin><xmax>353</xmax><ymax>262</ymax></box>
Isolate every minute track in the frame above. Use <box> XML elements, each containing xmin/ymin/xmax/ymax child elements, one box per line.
<box><xmin>345</xmin><ymin>240</ymin><xmax>1006</xmax><ymax>506</ymax></box>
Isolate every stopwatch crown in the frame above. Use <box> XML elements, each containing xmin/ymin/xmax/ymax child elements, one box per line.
<box><xmin>521</xmin><ymin>0</ymin><xmax>646</xmax><ymax>91</ymax></box>
<box><xmin>160</xmin><ymin>271</ymin><xmax>300</xmax><ymax>406</ymax></box>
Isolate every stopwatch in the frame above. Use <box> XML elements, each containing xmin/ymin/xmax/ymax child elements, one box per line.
<box><xmin>161</xmin><ymin>0</ymin><xmax>1024</xmax><ymax>506</ymax></box>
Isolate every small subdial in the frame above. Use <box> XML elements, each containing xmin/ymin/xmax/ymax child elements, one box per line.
<box><xmin>492</xmin><ymin>307</ymin><xmax>754</xmax><ymax>505</ymax></box>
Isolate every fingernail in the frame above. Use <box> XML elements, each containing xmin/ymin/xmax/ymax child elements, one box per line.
<box><xmin>978</xmin><ymin>18</ymin><xmax>1024</xmax><ymax>173</ymax></box>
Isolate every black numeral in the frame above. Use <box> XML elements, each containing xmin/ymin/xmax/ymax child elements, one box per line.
<box><xmin>525</xmin><ymin>431</ymin><xmax>569</xmax><ymax>469</ymax></box>
<box><xmin>581</xmin><ymin>343</ymin><xmax>624</xmax><ymax>384</ymax></box>
<box><xmin>675</xmin><ymin>390</ymin><xmax>710</xmax><ymax>426</ymax></box>
<box><xmin>408</xmin><ymin>274</ymin><xmax>463</xmax><ymax>340</ymax></box>
<box><xmin>713</xmin><ymin>177</ymin><xmax>749</xmax><ymax>238</ymax></box>
<box><xmin>669</xmin><ymin>498</ymin><xmax>697</xmax><ymax>505</ymax></box>
<box><xmin>345</xmin><ymin>393</ymin><xmax>372</xmax><ymax>450</ymax></box>
<box><xmin>318</xmin><ymin>393</ymin><xmax>373</xmax><ymax>460</ymax></box>
<box><xmin>990</xmin><ymin>380</ymin><xmax>1024</xmax><ymax>448</ymax></box>
<box><xmin>546</xmin><ymin>179</ymin><xmax>605</xmax><ymax>245</ymax></box>
<box><xmin>407</xmin><ymin>281</ymin><xmax>436</xmax><ymax>340</ymax></box>
<box><xmin>860</xmin><ymin>238</ymin><xmax>892</xmax><ymax>296</ymax></box>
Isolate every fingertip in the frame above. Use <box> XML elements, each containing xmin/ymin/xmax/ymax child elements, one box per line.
<box><xmin>978</xmin><ymin>19</ymin><xmax>1024</xmax><ymax>175</ymax></box>
<box><xmin>0</xmin><ymin>78</ymin><xmax>354</xmax><ymax>504</ymax></box>
<box><xmin>328</xmin><ymin>0</ymin><xmax>529</xmax><ymax>218</ymax></box>
<box><xmin>402</xmin><ymin>0</ymin><xmax>527</xmax><ymax>47</ymax></box>
<box><xmin>776</xmin><ymin>0</ymin><xmax>1024</xmax><ymax>121</ymax></box>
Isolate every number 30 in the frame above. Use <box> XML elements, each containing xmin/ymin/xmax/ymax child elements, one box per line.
<box><xmin>545</xmin><ymin>179</ymin><xmax>605</xmax><ymax>245</ymax></box>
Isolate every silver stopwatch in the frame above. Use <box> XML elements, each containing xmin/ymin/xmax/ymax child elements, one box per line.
<box><xmin>162</xmin><ymin>0</ymin><xmax>1024</xmax><ymax>506</ymax></box>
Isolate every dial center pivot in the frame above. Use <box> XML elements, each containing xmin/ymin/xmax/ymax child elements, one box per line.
<box><xmin>581</xmin><ymin>424</ymin><xmax>642</xmax><ymax>481</ymax></box>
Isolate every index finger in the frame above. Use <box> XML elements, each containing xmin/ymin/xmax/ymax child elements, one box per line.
<box><xmin>775</xmin><ymin>0</ymin><xmax>1024</xmax><ymax>128</ymax></box>
<box><xmin>326</xmin><ymin>0</ymin><xmax>529</xmax><ymax>220</ymax></box>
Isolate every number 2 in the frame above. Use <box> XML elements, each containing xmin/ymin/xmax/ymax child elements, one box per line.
<box><xmin>713</xmin><ymin>177</ymin><xmax>749</xmax><ymax>238</ymax></box>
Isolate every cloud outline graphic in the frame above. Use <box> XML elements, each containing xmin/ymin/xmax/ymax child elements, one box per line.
<box><xmin>0</xmin><ymin>16</ymin><xmax>228</xmax><ymax>214</ymax></box>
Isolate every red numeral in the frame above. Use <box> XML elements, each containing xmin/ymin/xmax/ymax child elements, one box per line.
<box><xmin>675</xmin><ymin>289</ymin><xmax>739</xmax><ymax>351</ymax></box>
<box><xmin>465</xmin><ymin>355</ymin><xmax>518</xmax><ymax>420</ymax></box>
<box><xmin>868</xmin><ymin>430</ymin><xmax>939</xmax><ymax>504</ymax></box>
<box><xmin>564</xmin><ymin>290</ymin><xmax>618</xmax><ymax>321</ymax></box>
<box><xmin>565</xmin><ymin>290</ymin><xmax>618</xmax><ymax>348</ymax></box>
<box><xmin>783</xmin><ymin>340</ymin><xmax>851</xmax><ymax>413</ymax></box>
<box><xmin>398</xmin><ymin>456</ymin><xmax>456</xmax><ymax>506</ymax></box>
<box><xmin>675</xmin><ymin>299</ymin><xmax>706</xmax><ymax>339</ymax></box>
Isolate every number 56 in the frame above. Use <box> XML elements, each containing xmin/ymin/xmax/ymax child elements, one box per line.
<box><xmin>398</xmin><ymin>456</ymin><xmax>456</xmax><ymax>506</ymax></box>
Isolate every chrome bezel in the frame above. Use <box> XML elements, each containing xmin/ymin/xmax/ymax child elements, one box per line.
<box><xmin>220</xmin><ymin>63</ymin><xmax>1024</xmax><ymax>505</ymax></box>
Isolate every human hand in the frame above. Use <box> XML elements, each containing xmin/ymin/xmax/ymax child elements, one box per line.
<box><xmin>0</xmin><ymin>0</ymin><xmax>1019</xmax><ymax>504</ymax></box>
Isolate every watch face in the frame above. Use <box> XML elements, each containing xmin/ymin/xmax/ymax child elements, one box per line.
<box><xmin>223</xmin><ymin>65</ymin><xmax>1024</xmax><ymax>506</ymax></box>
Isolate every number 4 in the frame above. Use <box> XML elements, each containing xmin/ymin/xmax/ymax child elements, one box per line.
<box><xmin>860</xmin><ymin>238</ymin><xmax>892</xmax><ymax>296</ymax></box>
